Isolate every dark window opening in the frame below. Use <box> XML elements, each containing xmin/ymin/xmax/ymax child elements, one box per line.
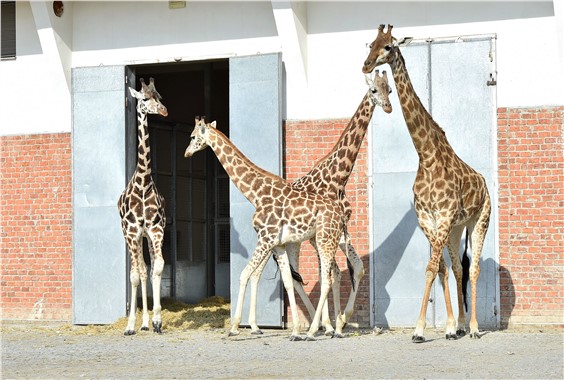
<box><xmin>1</xmin><ymin>1</ymin><xmax>16</xmax><ymax>60</ymax></box>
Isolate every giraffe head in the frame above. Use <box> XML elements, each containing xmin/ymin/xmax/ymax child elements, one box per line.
<box><xmin>128</xmin><ymin>77</ymin><xmax>168</xmax><ymax>117</ymax></box>
<box><xmin>365</xmin><ymin>70</ymin><xmax>393</xmax><ymax>114</ymax></box>
<box><xmin>184</xmin><ymin>117</ymin><xmax>216</xmax><ymax>158</ymax></box>
<box><xmin>362</xmin><ymin>24</ymin><xmax>413</xmax><ymax>74</ymax></box>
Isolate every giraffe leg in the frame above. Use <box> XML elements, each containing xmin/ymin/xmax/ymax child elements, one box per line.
<box><xmin>285</xmin><ymin>243</ymin><xmax>316</xmax><ymax>320</ymax></box>
<box><xmin>305</xmin><ymin>218</ymin><xmax>340</xmax><ymax>342</ymax></box>
<box><xmin>309</xmin><ymin>239</ymin><xmax>335</xmax><ymax>336</ymax></box>
<box><xmin>273</xmin><ymin>247</ymin><xmax>304</xmax><ymax>341</ymax></box>
<box><xmin>339</xmin><ymin>232</ymin><xmax>365</xmax><ymax>325</ymax></box>
<box><xmin>446</xmin><ymin>225</ymin><xmax>467</xmax><ymax>337</ymax></box>
<box><xmin>469</xmin><ymin>197</ymin><xmax>491</xmax><ymax>339</ymax></box>
<box><xmin>229</xmin><ymin>241</ymin><xmax>273</xmax><ymax>337</ymax></box>
<box><xmin>332</xmin><ymin>261</ymin><xmax>346</xmax><ymax>338</ymax></box>
<box><xmin>124</xmin><ymin>236</ymin><xmax>142</xmax><ymax>335</ymax></box>
<box><xmin>138</xmin><ymin>239</ymin><xmax>150</xmax><ymax>331</ymax></box>
<box><xmin>147</xmin><ymin>228</ymin><xmax>165</xmax><ymax>334</ymax></box>
<box><xmin>305</xmin><ymin>252</ymin><xmax>337</xmax><ymax>341</ymax></box>
<box><xmin>437</xmin><ymin>255</ymin><xmax>458</xmax><ymax>340</ymax></box>
<box><xmin>247</xmin><ymin>251</ymin><xmax>271</xmax><ymax>335</ymax></box>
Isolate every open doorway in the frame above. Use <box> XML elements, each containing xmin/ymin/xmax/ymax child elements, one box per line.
<box><xmin>129</xmin><ymin>60</ymin><xmax>230</xmax><ymax>303</ymax></box>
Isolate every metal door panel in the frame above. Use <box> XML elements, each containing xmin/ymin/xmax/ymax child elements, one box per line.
<box><xmin>72</xmin><ymin>66</ymin><xmax>128</xmax><ymax>324</ymax></box>
<box><xmin>371</xmin><ymin>43</ymin><xmax>431</xmax><ymax>327</ymax></box>
<box><xmin>431</xmin><ymin>40</ymin><xmax>494</xmax><ymax>172</ymax></box>
<box><xmin>229</xmin><ymin>54</ymin><xmax>283</xmax><ymax>327</ymax></box>
<box><xmin>430</xmin><ymin>39</ymin><xmax>497</xmax><ymax>328</ymax></box>
<box><xmin>372</xmin><ymin>172</ymin><xmax>430</xmax><ymax>327</ymax></box>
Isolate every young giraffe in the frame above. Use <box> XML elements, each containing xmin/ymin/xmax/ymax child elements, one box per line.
<box><xmin>245</xmin><ymin>72</ymin><xmax>393</xmax><ymax>337</ymax></box>
<box><xmin>118</xmin><ymin>78</ymin><xmax>168</xmax><ymax>335</ymax></box>
<box><xmin>363</xmin><ymin>24</ymin><xmax>491</xmax><ymax>342</ymax></box>
<box><xmin>184</xmin><ymin>117</ymin><xmax>345</xmax><ymax>341</ymax></box>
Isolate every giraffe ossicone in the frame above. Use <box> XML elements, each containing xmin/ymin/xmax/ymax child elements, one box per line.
<box><xmin>364</xmin><ymin>24</ymin><xmax>491</xmax><ymax>342</ymax></box>
<box><xmin>118</xmin><ymin>77</ymin><xmax>168</xmax><ymax>335</ymax></box>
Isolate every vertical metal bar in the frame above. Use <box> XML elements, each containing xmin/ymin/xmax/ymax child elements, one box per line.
<box><xmin>426</xmin><ymin>38</ymin><xmax>433</xmax><ymax>117</ymax></box>
<box><xmin>171</xmin><ymin>124</ymin><xmax>177</xmax><ymax>298</ymax></box>
<box><xmin>204</xmin><ymin>63</ymin><xmax>214</xmax><ymax>296</ymax></box>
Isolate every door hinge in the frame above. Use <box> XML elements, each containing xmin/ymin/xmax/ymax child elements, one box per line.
<box><xmin>487</xmin><ymin>73</ymin><xmax>497</xmax><ymax>86</ymax></box>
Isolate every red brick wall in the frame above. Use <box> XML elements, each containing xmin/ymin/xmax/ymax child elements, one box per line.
<box><xmin>283</xmin><ymin>119</ymin><xmax>371</xmax><ymax>328</ymax></box>
<box><xmin>497</xmin><ymin>106</ymin><xmax>564</xmax><ymax>326</ymax></box>
<box><xmin>0</xmin><ymin>133</ymin><xmax>72</xmax><ymax>320</ymax></box>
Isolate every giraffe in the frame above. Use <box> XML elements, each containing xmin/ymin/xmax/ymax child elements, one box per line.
<box><xmin>184</xmin><ymin>117</ymin><xmax>345</xmax><ymax>341</ymax></box>
<box><xmin>245</xmin><ymin>71</ymin><xmax>393</xmax><ymax>337</ymax></box>
<box><xmin>362</xmin><ymin>24</ymin><xmax>491</xmax><ymax>342</ymax></box>
<box><xmin>118</xmin><ymin>78</ymin><xmax>168</xmax><ymax>335</ymax></box>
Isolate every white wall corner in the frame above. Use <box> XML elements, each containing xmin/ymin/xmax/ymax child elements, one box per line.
<box><xmin>272</xmin><ymin>0</ymin><xmax>308</xmax><ymax>87</ymax></box>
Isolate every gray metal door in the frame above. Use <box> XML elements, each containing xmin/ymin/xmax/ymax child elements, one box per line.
<box><xmin>229</xmin><ymin>53</ymin><xmax>284</xmax><ymax>327</ymax></box>
<box><xmin>371</xmin><ymin>37</ymin><xmax>498</xmax><ymax>329</ymax></box>
<box><xmin>72</xmin><ymin>66</ymin><xmax>130</xmax><ymax>324</ymax></box>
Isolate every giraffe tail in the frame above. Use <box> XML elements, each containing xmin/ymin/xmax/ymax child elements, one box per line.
<box><xmin>270</xmin><ymin>255</ymin><xmax>307</xmax><ymax>286</ymax></box>
<box><xmin>290</xmin><ymin>264</ymin><xmax>307</xmax><ymax>286</ymax></box>
<box><xmin>346</xmin><ymin>258</ymin><xmax>355</xmax><ymax>292</ymax></box>
<box><xmin>461</xmin><ymin>228</ymin><xmax>470</xmax><ymax>313</ymax></box>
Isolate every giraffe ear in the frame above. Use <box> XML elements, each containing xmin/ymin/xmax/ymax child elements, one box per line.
<box><xmin>129</xmin><ymin>87</ymin><xmax>142</xmax><ymax>99</ymax></box>
<box><xmin>210</xmin><ymin>121</ymin><xmax>217</xmax><ymax>129</ymax></box>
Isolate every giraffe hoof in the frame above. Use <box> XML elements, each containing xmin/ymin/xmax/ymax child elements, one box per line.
<box><xmin>228</xmin><ymin>331</ymin><xmax>240</xmax><ymax>337</ymax></box>
<box><xmin>325</xmin><ymin>330</ymin><xmax>335</xmax><ymax>338</ymax></box>
<box><xmin>456</xmin><ymin>329</ymin><xmax>467</xmax><ymax>337</ymax></box>
<box><xmin>140</xmin><ymin>326</ymin><xmax>150</xmax><ymax>332</ymax></box>
<box><xmin>305</xmin><ymin>335</ymin><xmax>317</xmax><ymax>342</ymax></box>
<box><xmin>412</xmin><ymin>335</ymin><xmax>425</xmax><ymax>343</ymax></box>
<box><xmin>152</xmin><ymin>321</ymin><xmax>162</xmax><ymax>334</ymax></box>
<box><xmin>446</xmin><ymin>333</ymin><xmax>458</xmax><ymax>340</ymax></box>
<box><xmin>333</xmin><ymin>333</ymin><xmax>345</xmax><ymax>339</ymax></box>
<box><xmin>469</xmin><ymin>331</ymin><xmax>481</xmax><ymax>339</ymax></box>
<box><xmin>289</xmin><ymin>335</ymin><xmax>303</xmax><ymax>342</ymax></box>
<box><xmin>124</xmin><ymin>330</ymin><xmax>136</xmax><ymax>336</ymax></box>
<box><xmin>251</xmin><ymin>329</ymin><xmax>264</xmax><ymax>335</ymax></box>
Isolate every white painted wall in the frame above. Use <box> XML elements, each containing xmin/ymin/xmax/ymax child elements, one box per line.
<box><xmin>1</xmin><ymin>1</ymin><xmax>562</xmax><ymax>136</ymax></box>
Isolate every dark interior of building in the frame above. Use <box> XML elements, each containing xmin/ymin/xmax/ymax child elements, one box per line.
<box><xmin>130</xmin><ymin>60</ymin><xmax>231</xmax><ymax>302</ymax></box>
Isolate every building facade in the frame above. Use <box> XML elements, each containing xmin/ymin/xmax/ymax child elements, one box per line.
<box><xmin>1</xmin><ymin>1</ymin><xmax>562</xmax><ymax>328</ymax></box>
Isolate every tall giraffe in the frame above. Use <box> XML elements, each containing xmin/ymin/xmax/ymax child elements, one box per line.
<box><xmin>185</xmin><ymin>117</ymin><xmax>345</xmax><ymax>341</ymax></box>
<box><xmin>245</xmin><ymin>72</ymin><xmax>393</xmax><ymax>337</ymax></box>
<box><xmin>118</xmin><ymin>78</ymin><xmax>168</xmax><ymax>335</ymax></box>
<box><xmin>363</xmin><ymin>24</ymin><xmax>491</xmax><ymax>342</ymax></box>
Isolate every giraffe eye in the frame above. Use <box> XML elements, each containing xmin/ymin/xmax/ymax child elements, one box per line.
<box><xmin>384</xmin><ymin>45</ymin><xmax>392</xmax><ymax>51</ymax></box>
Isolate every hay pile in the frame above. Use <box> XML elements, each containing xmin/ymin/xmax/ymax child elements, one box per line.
<box><xmin>61</xmin><ymin>296</ymin><xmax>230</xmax><ymax>335</ymax></box>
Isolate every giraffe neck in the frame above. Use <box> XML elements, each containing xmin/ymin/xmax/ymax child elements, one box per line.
<box><xmin>294</xmin><ymin>93</ymin><xmax>374</xmax><ymax>195</ymax></box>
<box><xmin>206</xmin><ymin>127</ymin><xmax>281</xmax><ymax>207</ymax></box>
<box><xmin>135</xmin><ymin>108</ymin><xmax>153</xmax><ymax>181</ymax></box>
<box><xmin>390</xmin><ymin>49</ymin><xmax>451</xmax><ymax>164</ymax></box>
